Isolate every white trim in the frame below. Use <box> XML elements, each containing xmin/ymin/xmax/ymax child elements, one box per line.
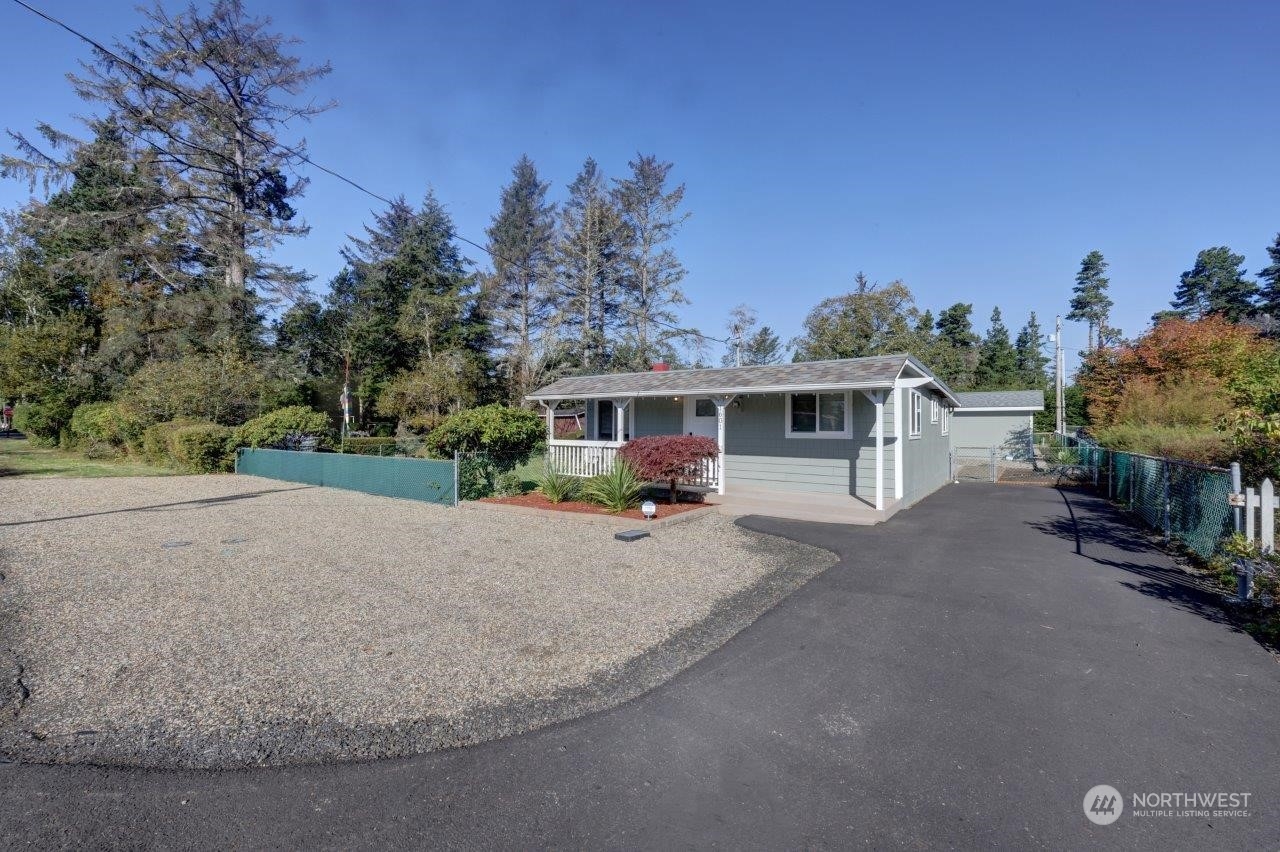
<box><xmin>893</xmin><ymin>386</ymin><xmax>904</xmax><ymax>500</ymax></box>
<box><xmin>860</xmin><ymin>390</ymin><xmax>886</xmax><ymax>511</ymax></box>
<box><xmin>930</xmin><ymin>397</ymin><xmax>939</xmax><ymax>423</ymax></box>
<box><xmin>784</xmin><ymin>391</ymin><xmax>854</xmax><ymax>439</ymax></box>
<box><xmin>530</xmin><ymin>379</ymin><xmax>896</xmax><ymax>401</ymax></box>
<box><xmin>955</xmin><ymin>406</ymin><xmax>1045</xmax><ymax>413</ymax></box>
<box><xmin>908</xmin><ymin>391</ymin><xmax>923</xmax><ymax>439</ymax></box>
<box><xmin>683</xmin><ymin>396</ymin><xmax>720</xmax><ymax>439</ymax></box>
<box><xmin>941</xmin><ymin>405</ymin><xmax>951</xmax><ymax>436</ymax></box>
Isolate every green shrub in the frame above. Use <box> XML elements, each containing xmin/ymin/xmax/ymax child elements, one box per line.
<box><xmin>581</xmin><ymin>460</ymin><xmax>644</xmax><ymax>513</ymax></box>
<box><xmin>12</xmin><ymin>399</ymin><xmax>72</xmax><ymax>446</ymax></box>
<box><xmin>169</xmin><ymin>423</ymin><xmax>234</xmax><ymax>473</ymax></box>
<box><xmin>231</xmin><ymin>405</ymin><xmax>332</xmax><ymax>449</ymax></box>
<box><xmin>423</xmin><ymin>404</ymin><xmax>544</xmax><ymax>464</ymax></box>
<box><xmin>117</xmin><ymin>350</ymin><xmax>266</xmax><ymax>426</ymax></box>
<box><xmin>537</xmin><ymin>466</ymin><xmax>580</xmax><ymax>503</ymax></box>
<box><xmin>1092</xmin><ymin>424</ymin><xmax>1231</xmax><ymax>466</ymax></box>
<box><xmin>141</xmin><ymin>420</ymin><xmax>196</xmax><ymax>465</ymax></box>
<box><xmin>66</xmin><ymin>402</ymin><xmax>145</xmax><ymax>453</ymax></box>
<box><xmin>493</xmin><ymin>470</ymin><xmax>523</xmax><ymax>497</ymax></box>
<box><xmin>341</xmin><ymin>437</ymin><xmax>398</xmax><ymax>456</ymax></box>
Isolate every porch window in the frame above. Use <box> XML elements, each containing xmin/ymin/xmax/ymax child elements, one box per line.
<box><xmin>941</xmin><ymin>405</ymin><xmax>951</xmax><ymax>435</ymax></box>
<box><xmin>786</xmin><ymin>391</ymin><xmax>851</xmax><ymax>439</ymax></box>
<box><xmin>909</xmin><ymin>391</ymin><xmax>923</xmax><ymax>438</ymax></box>
<box><xmin>930</xmin><ymin>397</ymin><xmax>940</xmax><ymax>423</ymax></box>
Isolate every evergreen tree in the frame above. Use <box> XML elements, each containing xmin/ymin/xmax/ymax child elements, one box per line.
<box><xmin>556</xmin><ymin>158</ymin><xmax>626</xmax><ymax>372</ymax></box>
<box><xmin>612</xmin><ymin>154</ymin><xmax>689</xmax><ymax>368</ymax></box>
<box><xmin>5</xmin><ymin>0</ymin><xmax>332</xmax><ymax>307</ymax></box>
<box><xmin>974</xmin><ymin>307</ymin><xmax>1019</xmax><ymax>389</ymax></box>
<box><xmin>934</xmin><ymin>302</ymin><xmax>980</xmax><ymax>388</ymax></box>
<box><xmin>1014</xmin><ymin>312</ymin><xmax>1049</xmax><ymax>386</ymax></box>
<box><xmin>791</xmin><ymin>273</ymin><xmax>918</xmax><ymax>361</ymax></box>
<box><xmin>1169</xmin><ymin>246</ymin><xmax>1258</xmax><ymax>322</ymax></box>
<box><xmin>722</xmin><ymin>304</ymin><xmax>782</xmax><ymax>366</ymax></box>
<box><xmin>486</xmin><ymin>155</ymin><xmax>558</xmax><ymax>404</ymax></box>
<box><xmin>1066</xmin><ymin>250</ymin><xmax>1113</xmax><ymax>351</ymax></box>
<box><xmin>1257</xmin><ymin>233</ymin><xmax>1280</xmax><ymax>322</ymax></box>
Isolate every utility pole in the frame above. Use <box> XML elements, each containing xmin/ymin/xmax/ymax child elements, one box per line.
<box><xmin>1054</xmin><ymin>315</ymin><xmax>1065</xmax><ymax>435</ymax></box>
<box><xmin>340</xmin><ymin>349</ymin><xmax>352</xmax><ymax>441</ymax></box>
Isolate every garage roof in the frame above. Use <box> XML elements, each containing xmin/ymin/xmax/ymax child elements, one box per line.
<box><xmin>955</xmin><ymin>390</ymin><xmax>1045</xmax><ymax>410</ymax></box>
<box><xmin>528</xmin><ymin>354</ymin><xmax>960</xmax><ymax>405</ymax></box>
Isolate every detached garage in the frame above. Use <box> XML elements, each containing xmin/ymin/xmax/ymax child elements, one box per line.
<box><xmin>950</xmin><ymin>390</ymin><xmax>1045</xmax><ymax>454</ymax></box>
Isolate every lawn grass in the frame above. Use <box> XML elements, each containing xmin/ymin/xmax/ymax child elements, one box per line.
<box><xmin>0</xmin><ymin>437</ymin><xmax>176</xmax><ymax>478</ymax></box>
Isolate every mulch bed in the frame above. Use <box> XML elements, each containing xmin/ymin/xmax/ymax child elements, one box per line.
<box><xmin>481</xmin><ymin>492</ymin><xmax>712</xmax><ymax>520</ymax></box>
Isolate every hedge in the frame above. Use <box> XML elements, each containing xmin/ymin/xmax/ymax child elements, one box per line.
<box><xmin>340</xmin><ymin>436</ymin><xmax>399</xmax><ymax>456</ymax></box>
<box><xmin>12</xmin><ymin>400</ymin><xmax>71</xmax><ymax>446</ymax></box>
<box><xmin>169</xmin><ymin>423</ymin><xmax>234</xmax><ymax>473</ymax></box>
<box><xmin>231</xmin><ymin>405</ymin><xmax>332</xmax><ymax>449</ymax></box>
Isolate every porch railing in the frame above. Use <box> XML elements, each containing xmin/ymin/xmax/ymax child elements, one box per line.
<box><xmin>547</xmin><ymin>439</ymin><xmax>623</xmax><ymax>478</ymax></box>
<box><xmin>547</xmin><ymin>438</ymin><xmax>720</xmax><ymax>490</ymax></box>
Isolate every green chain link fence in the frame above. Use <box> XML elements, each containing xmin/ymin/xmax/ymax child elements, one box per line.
<box><xmin>1063</xmin><ymin>438</ymin><xmax>1233</xmax><ymax>559</ymax></box>
<box><xmin>236</xmin><ymin>447</ymin><xmax>456</xmax><ymax>505</ymax></box>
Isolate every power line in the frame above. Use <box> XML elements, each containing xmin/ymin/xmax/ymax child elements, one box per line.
<box><xmin>9</xmin><ymin>0</ymin><xmax>732</xmax><ymax>347</ymax></box>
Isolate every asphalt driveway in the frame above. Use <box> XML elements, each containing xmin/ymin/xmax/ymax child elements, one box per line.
<box><xmin>3</xmin><ymin>484</ymin><xmax>1278</xmax><ymax>849</ymax></box>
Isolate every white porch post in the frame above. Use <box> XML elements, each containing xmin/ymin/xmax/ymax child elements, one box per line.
<box><xmin>542</xmin><ymin>399</ymin><xmax>559</xmax><ymax>445</ymax></box>
<box><xmin>862</xmin><ymin>390</ymin><xmax>886</xmax><ymax>511</ymax></box>
<box><xmin>611</xmin><ymin>397</ymin><xmax>632</xmax><ymax>443</ymax></box>
<box><xmin>711</xmin><ymin>395</ymin><xmax>736</xmax><ymax>495</ymax></box>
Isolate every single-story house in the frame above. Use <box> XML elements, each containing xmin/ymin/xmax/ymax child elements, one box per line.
<box><xmin>949</xmin><ymin>390</ymin><xmax>1045</xmax><ymax>454</ymax></box>
<box><xmin>527</xmin><ymin>354</ymin><xmax>965</xmax><ymax>514</ymax></box>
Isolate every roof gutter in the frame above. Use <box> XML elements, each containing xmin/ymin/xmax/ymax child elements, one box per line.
<box><xmin>526</xmin><ymin>379</ymin><xmax>897</xmax><ymax>402</ymax></box>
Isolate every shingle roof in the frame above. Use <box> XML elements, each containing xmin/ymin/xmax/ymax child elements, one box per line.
<box><xmin>528</xmin><ymin>354</ymin><xmax>960</xmax><ymax>404</ymax></box>
<box><xmin>955</xmin><ymin>390</ymin><xmax>1045</xmax><ymax>410</ymax></box>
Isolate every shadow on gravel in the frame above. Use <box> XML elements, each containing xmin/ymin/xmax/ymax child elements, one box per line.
<box><xmin>0</xmin><ymin>485</ymin><xmax>315</xmax><ymax>528</ymax></box>
<box><xmin>1028</xmin><ymin>487</ymin><xmax>1244</xmax><ymax>635</ymax></box>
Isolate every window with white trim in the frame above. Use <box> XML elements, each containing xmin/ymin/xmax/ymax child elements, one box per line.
<box><xmin>941</xmin><ymin>405</ymin><xmax>950</xmax><ymax>435</ymax></box>
<box><xmin>909</xmin><ymin>391</ymin><xmax>923</xmax><ymax>438</ymax></box>
<box><xmin>930</xmin><ymin>397</ymin><xmax>939</xmax><ymax>423</ymax></box>
<box><xmin>785</xmin><ymin>391</ymin><xmax>852</xmax><ymax>438</ymax></box>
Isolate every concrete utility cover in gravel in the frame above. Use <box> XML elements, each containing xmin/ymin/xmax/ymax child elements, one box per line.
<box><xmin>0</xmin><ymin>475</ymin><xmax>834</xmax><ymax>769</ymax></box>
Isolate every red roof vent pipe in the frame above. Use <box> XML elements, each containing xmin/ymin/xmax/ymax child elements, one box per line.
<box><xmin>651</xmin><ymin>362</ymin><xmax>670</xmax><ymax>372</ymax></box>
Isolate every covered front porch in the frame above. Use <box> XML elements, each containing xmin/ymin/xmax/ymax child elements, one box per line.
<box><xmin>537</xmin><ymin>388</ymin><xmax>894</xmax><ymax>510</ymax></box>
<box><xmin>539</xmin><ymin>394</ymin><xmax>730</xmax><ymax>492</ymax></box>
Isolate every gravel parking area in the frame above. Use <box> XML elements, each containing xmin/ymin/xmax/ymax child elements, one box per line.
<box><xmin>0</xmin><ymin>475</ymin><xmax>833</xmax><ymax>769</ymax></box>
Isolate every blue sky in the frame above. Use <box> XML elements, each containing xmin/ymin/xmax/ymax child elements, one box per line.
<box><xmin>2</xmin><ymin>0</ymin><xmax>1278</xmax><ymax>366</ymax></box>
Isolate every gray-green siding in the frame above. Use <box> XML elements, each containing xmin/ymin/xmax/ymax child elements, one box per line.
<box><xmin>721</xmin><ymin>392</ymin><xmax>894</xmax><ymax>503</ymax></box>
<box><xmin>901</xmin><ymin>389</ymin><xmax>951</xmax><ymax>506</ymax></box>
<box><xmin>950</xmin><ymin>411</ymin><xmax>1034</xmax><ymax>451</ymax></box>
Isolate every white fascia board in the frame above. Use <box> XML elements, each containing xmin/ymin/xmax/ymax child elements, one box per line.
<box><xmin>956</xmin><ymin>406</ymin><xmax>1045</xmax><ymax>413</ymax></box>
<box><xmin>527</xmin><ymin>380</ymin><xmax>895</xmax><ymax>402</ymax></box>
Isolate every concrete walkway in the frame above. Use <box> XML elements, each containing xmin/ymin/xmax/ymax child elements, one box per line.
<box><xmin>2</xmin><ymin>484</ymin><xmax>1278</xmax><ymax>848</ymax></box>
<box><xmin>714</xmin><ymin>484</ymin><xmax>899</xmax><ymax>524</ymax></box>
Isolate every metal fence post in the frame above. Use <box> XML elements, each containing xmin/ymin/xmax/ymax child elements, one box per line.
<box><xmin>1107</xmin><ymin>452</ymin><xmax>1114</xmax><ymax>500</ymax></box>
<box><xmin>990</xmin><ymin>446</ymin><xmax>997</xmax><ymax>483</ymax></box>
<box><xmin>1162</xmin><ymin>458</ymin><xmax>1171</xmax><ymax>541</ymax></box>
<box><xmin>453</xmin><ymin>450</ymin><xmax>460</xmax><ymax>507</ymax></box>
<box><xmin>1231</xmin><ymin>461</ymin><xmax>1243</xmax><ymax>533</ymax></box>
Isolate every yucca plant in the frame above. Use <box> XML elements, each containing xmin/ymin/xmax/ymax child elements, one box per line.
<box><xmin>537</xmin><ymin>466</ymin><xmax>580</xmax><ymax>503</ymax></box>
<box><xmin>581</xmin><ymin>459</ymin><xmax>644</xmax><ymax>513</ymax></box>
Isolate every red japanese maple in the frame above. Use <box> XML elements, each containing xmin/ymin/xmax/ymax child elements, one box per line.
<box><xmin>618</xmin><ymin>434</ymin><xmax>719</xmax><ymax>503</ymax></box>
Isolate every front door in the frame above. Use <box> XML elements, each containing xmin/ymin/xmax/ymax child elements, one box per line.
<box><xmin>684</xmin><ymin>397</ymin><xmax>719</xmax><ymax>440</ymax></box>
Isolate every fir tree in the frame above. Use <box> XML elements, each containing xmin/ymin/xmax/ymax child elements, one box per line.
<box><xmin>974</xmin><ymin>307</ymin><xmax>1019</xmax><ymax>389</ymax></box>
<box><xmin>1169</xmin><ymin>246</ymin><xmax>1258</xmax><ymax>322</ymax></box>
<box><xmin>1014</xmin><ymin>312</ymin><xmax>1049</xmax><ymax>386</ymax></box>
<box><xmin>1067</xmin><ymin>251</ymin><xmax>1113</xmax><ymax>351</ymax></box>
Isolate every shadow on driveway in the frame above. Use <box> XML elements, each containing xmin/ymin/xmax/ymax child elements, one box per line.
<box><xmin>1029</xmin><ymin>486</ymin><xmax>1244</xmax><ymax>636</ymax></box>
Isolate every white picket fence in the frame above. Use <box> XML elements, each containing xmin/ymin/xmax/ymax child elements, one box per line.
<box><xmin>1230</xmin><ymin>477</ymin><xmax>1277</xmax><ymax>554</ymax></box>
